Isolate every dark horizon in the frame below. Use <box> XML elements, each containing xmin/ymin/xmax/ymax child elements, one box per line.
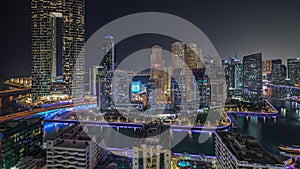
<box><xmin>1</xmin><ymin>0</ymin><xmax>300</xmax><ymax>81</ymax></box>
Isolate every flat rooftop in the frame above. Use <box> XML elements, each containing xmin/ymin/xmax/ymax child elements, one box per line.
<box><xmin>61</xmin><ymin>125</ymin><xmax>91</xmax><ymax>141</ymax></box>
<box><xmin>135</xmin><ymin>121</ymin><xmax>170</xmax><ymax>148</ymax></box>
<box><xmin>55</xmin><ymin>141</ymin><xmax>89</xmax><ymax>149</ymax></box>
<box><xmin>217</xmin><ymin>131</ymin><xmax>282</xmax><ymax>165</ymax></box>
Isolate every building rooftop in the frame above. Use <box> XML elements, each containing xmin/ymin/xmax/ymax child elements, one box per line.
<box><xmin>135</xmin><ymin>121</ymin><xmax>170</xmax><ymax>148</ymax></box>
<box><xmin>61</xmin><ymin>125</ymin><xmax>91</xmax><ymax>141</ymax></box>
<box><xmin>49</xmin><ymin>125</ymin><xmax>101</xmax><ymax>149</ymax></box>
<box><xmin>55</xmin><ymin>141</ymin><xmax>89</xmax><ymax>149</ymax></box>
<box><xmin>217</xmin><ymin>131</ymin><xmax>281</xmax><ymax>165</ymax></box>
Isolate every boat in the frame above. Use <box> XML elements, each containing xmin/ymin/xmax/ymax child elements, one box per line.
<box><xmin>292</xmin><ymin>145</ymin><xmax>300</xmax><ymax>148</ymax></box>
<box><xmin>278</xmin><ymin>144</ymin><xmax>300</xmax><ymax>154</ymax></box>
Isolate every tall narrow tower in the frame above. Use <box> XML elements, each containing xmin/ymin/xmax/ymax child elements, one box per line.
<box><xmin>243</xmin><ymin>53</ymin><xmax>262</xmax><ymax>103</ymax></box>
<box><xmin>101</xmin><ymin>35</ymin><xmax>116</xmax><ymax>71</ymax></box>
<box><xmin>171</xmin><ymin>41</ymin><xmax>185</xmax><ymax>69</ymax></box>
<box><xmin>150</xmin><ymin>45</ymin><xmax>168</xmax><ymax>104</ymax></box>
<box><xmin>31</xmin><ymin>0</ymin><xmax>85</xmax><ymax>101</ymax></box>
<box><xmin>185</xmin><ymin>43</ymin><xmax>204</xmax><ymax>101</ymax></box>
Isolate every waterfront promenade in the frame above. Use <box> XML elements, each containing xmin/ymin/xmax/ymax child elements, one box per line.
<box><xmin>0</xmin><ymin>99</ymin><xmax>279</xmax><ymax>131</ymax></box>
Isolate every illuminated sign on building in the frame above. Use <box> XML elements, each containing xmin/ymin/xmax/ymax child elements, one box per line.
<box><xmin>132</xmin><ymin>81</ymin><xmax>141</xmax><ymax>93</ymax></box>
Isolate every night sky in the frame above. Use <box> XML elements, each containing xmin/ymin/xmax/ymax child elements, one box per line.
<box><xmin>1</xmin><ymin>0</ymin><xmax>300</xmax><ymax>81</ymax></box>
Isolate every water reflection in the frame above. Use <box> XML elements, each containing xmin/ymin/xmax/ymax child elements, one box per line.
<box><xmin>42</xmin><ymin>98</ymin><xmax>300</xmax><ymax>158</ymax></box>
<box><xmin>235</xmin><ymin>98</ymin><xmax>300</xmax><ymax>158</ymax></box>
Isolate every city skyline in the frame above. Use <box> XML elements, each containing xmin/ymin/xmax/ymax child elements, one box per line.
<box><xmin>2</xmin><ymin>0</ymin><xmax>300</xmax><ymax>81</ymax></box>
<box><xmin>0</xmin><ymin>1</ymin><xmax>300</xmax><ymax>168</ymax></box>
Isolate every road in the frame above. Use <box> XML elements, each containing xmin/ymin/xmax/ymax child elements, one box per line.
<box><xmin>0</xmin><ymin>101</ymin><xmax>95</xmax><ymax>122</ymax></box>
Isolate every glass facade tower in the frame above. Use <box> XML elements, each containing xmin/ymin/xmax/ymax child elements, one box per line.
<box><xmin>101</xmin><ymin>35</ymin><xmax>116</xmax><ymax>71</ymax></box>
<box><xmin>243</xmin><ymin>53</ymin><xmax>262</xmax><ymax>103</ymax></box>
<box><xmin>287</xmin><ymin>57</ymin><xmax>300</xmax><ymax>87</ymax></box>
<box><xmin>31</xmin><ymin>0</ymin><xmax>85</xmax><ymax>101</ymax></box>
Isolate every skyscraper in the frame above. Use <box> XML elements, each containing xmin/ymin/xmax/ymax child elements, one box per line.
<box><xmin>96</xmin><ymin>70</ymin><xmax>114</xmax><ymax>110</ymax></box>
<box><xmin>281</xmin><ymin>65</ymin><xmax>287</xmax><ymax>82</ymax></box>
<box><xmin>185</xmin><ymin>43</ymin><xmax>204</xmax><ymax>102</ymax></box>
<box><xmin>271</xmin><ymin>59</ymin><xmax>283</xmax><ymax>85</ymax></box>
<box><xmin>171</xmin><ymin>42</ymin><xmax>187</xmax><ymax>109</ymax></box>
<box><xmin>89</xmin><ymin>65</ymin><xmax>104</xmax><ymax>96</ymax></box>
<box><xmin>287</xmin><ymin>57</ymin><xmax>300</xmax><ymax>87</ymax></box>
<box><xmin>31</xmin><ymin>0</ymin><xmax>85</xmax><ymax>101</ymax></box>
<box><xmin>171</xmin><ymin>41</ymin><xmax>185</xmax><ymax>69</ymax></box>
<box><xmin>0</xmin><ymin>117</ymin><xmax>44</xmax><ymax>169</ymax></box>
<box><xmin>192</xmin><ymin>68</ymin><xmax>210</xmax><ymax>108</ymax></box>
<box><xmin>262</xmin><ymin>60</ymin><xmax>272</xmax><ymax>81</ymax></box>
<box><xmin>101</xmin><ymin>35</ymin><xmax>116</xmax><ymax>71</ymax></box>
<box><xmin>150</xmin><ymin>45</ymin><xmax>168</xmax><ymax>105</ymax></box>
<box><xmin>243</xmin><ymin>53</ymin><xmax>262</xmax><ymax>103</ymax></box>
<box><xmin>224</xmin><ymin>58</ymin><xmax>243</xmax><ymax>100</ymax></box>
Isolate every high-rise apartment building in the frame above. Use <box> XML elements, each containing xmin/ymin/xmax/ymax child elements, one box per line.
<box><xmin>192</xmin><ymin>68</ymin><xmax>210</xmax><ymax>108</ymax></box>
<box><xmin>171</xmin><ymin>42</ymin><xmax>187</xmax><ymax>110</ymax></box>
<box><xmin>271</xmin><ymin>59</ymin><xmax>283</xmax><ymax>85</ymax></box>
<box><xmin>31</xmin><ymin>0</ymin><xmax>85</xmax><ymax>101</ymax></box>
<box><xmin>185</xmin><ymin>43</ymin><xmax>204</xmax><ymax>102</ymax></box>
<box><xmin>215</xmin><ymin>131</ymin><xmax>285</xmax><ymax>169</ymax></box>
<box><xmin>96</xmin><ymin>70</ymin><xmax>113</xmax><ymax>110</ymax></box>
<box><xmin>132</xmin><ymin>122</ymin><xmax>171</xmax><ymax>169</ymax></box>
<box><xmin>224</xmin><ymin>58</ymin><xmax>243</xmax><ymax>100</ymax></box>
<box><xmin>0</xmin><ymin>117</ymin><xmax>44</xmax><ymax>169</ymax></box>
<box><xmin>150</xmin><ymin>45</ymin><xmax>168</xmax><ymax>105</ymax></box>
<box><xmin>262</xmin><ymin>60</ymin><xmax>272</xmax><ymax>81</ymax></box>
<box><xmin>171</xmin><ymin>42</ymin><xmax>209</xmax><ymax>109</ymax></box>
<box><xmin>281</xmin><ymin>65</ymin><xmax>287</xmax><ymax>82</ymax></box>
<box><xmin>205</xmin><ymin>56</ymin><xmax>225</xmax><ymax>106</ymax></box>
<box><xmin>101</xmin><ymin>35</ymin><xmax>116</xmax><ymax>71</ymax></box>
<box><xmin>46</xmin><ymin>125</ymin><xmax>107</xmax><ymax>169</ymax></box>
<box><xmin>287</xmin><ymin>57</ymin><xmax>300</xmax><ymax>87</ymax></box>
<box><xmin>111</xmin><ymin>70</ymin><xmax>132</xmax><ymax>106</ymax></box>
<box><xmin>171</xmin><ymin>41</ymin><xmax>185</xmax><ymax>69</ymax></box>
<box><xmin>243</xmin><ymin>53</ymin><xmax>262</xmax><ymax>103</ymax></box>
<box><xmin>89</xmin><ymin>65</ymin><xmax>104</xmax><ymax>96</ymax></box>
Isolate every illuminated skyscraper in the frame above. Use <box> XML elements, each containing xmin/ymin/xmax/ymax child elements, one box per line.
<box><xmin>224</xmin><ymin>58</ymin><xmax>243</xmax><ymax>100</ymax></box>
<box><xmin>186</xmin><ymin>43</ymin><xmax>204</xmax><ymax>69</ymax></box>
<box><xmin>31</xmin><ymin>0</ymin><xmax>85</xmax><ymax>101</ymax></box>
<box><xmin>185</xmin><ymin>43</ymin><xmax>204</xmax><ymax>101</ymax></box>
<box><xmin>0</xmin><ymin>117</ymin><xmax>44</xmax><ymax>169</ymax></box>
<box><xmin>101</xmin><ymin>35</ymin><xmax>116</xmax><ymax>71</ymax></box>
<box><xmin>96</xmin><ymin>71</ymin><xmax>113</xmax><ymax>110</ymax></box>
<box><xmin>150</xmin><ymin>45</ymin><xmax>168</xmax><ymax>105</ymax></box>
<box><xmin>281</xmin><ymin>65</ymin><xmax>287</xmax><ymax>82</ymax></box>
<box><xmin>171</xmin><ymin>42</ymin><xmax>208</xmax><ymax>109</ymax></box>
<box><xmin>287</xmin><ymin>57</ymin><xmax>300</xmax><ymax>87</ymax></box>
<box><xmin>171</xmin><ymin>42</ymin><xmax>187</xmax><ymax>109</ymax></box>
<box><xmin>89</xmin><ymin>65</ymin><xmax>104</xmax><ymax>96</ymax></box>
<box><xmin>151</xmin><ymin>45</ymin><xmax>164</xmax><ymax>78</ymax></box>
<box><xmin>192</xmin><ymin>68</ymin><xmax>210</xmax><ymax>108</ymax></box>
<box><xmin>171</xmin><ymin>41</ymin><xmax>185</xmax><ymax>69</ymax></box>
<box><xmin>243</xmin><ymin>53</ymin><xmax>262</xmax><ymax>103</ymax></box>
<box><xmin>271</xmin><ymin>59</ymin><xmax>283</xmax><ymax>85</ymax></box>
<box><xmin>262</xmin><ymin>60</ymin><xmax>272</xmax><ymax>81</ymax></box>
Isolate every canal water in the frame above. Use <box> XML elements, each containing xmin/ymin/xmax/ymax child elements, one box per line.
<box><xmin>234</xmin><ymin>98</ymin><xmax>300</xmax><ymax>158</ymax></box>
<box><xmin>44</xmin><ymin>98</ymin><xmax>300</xmax><ymax>158</ymax></box>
